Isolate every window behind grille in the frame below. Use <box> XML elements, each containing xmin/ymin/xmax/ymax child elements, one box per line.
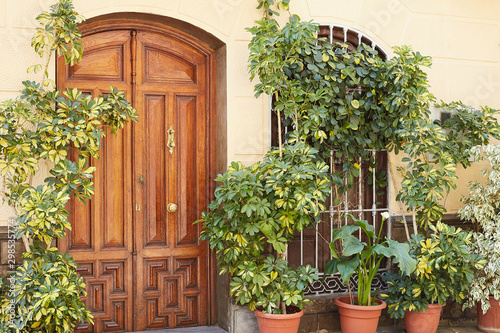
<box><xmin>271</xmin><ymin>25</ymin><xmax>390</xmax><ymax>295</ymax></box>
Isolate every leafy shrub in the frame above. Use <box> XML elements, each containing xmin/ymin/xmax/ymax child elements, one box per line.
<box><xmin>382</xmin><ymin>222</ymin><xmax>484</xmax><ymax>319</ymax></box>
<box><xmin>199</xmin><ymin>142</ymin><xmax>330</xmax><ymax>313</ymax></box>
<box><xmin>460</xmin><ymin>145</ymin><xmax>500</xmax><ymax>313</ymax></box>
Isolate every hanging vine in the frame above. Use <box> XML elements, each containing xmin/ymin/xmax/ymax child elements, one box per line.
<box><xmin>0</xmin><ymin>1</ymin><xmax>137</xmax><ymax>332</ymax></box>
<box><xmin>247</xmin><ymin>0</ymin><xmax>500</xmax><ymax>232</ymax></box>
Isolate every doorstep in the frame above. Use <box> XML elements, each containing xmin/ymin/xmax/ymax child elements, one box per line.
<box><xmin>126</xmin><ymin>326</ymin><xmax>227</xmax><ymax>333</ymax></box>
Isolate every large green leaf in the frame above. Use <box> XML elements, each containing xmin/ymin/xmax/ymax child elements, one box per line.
<box><xmin>354</xmin><ymin>218</ymin><xmax>375</xmax><ymax>238</ymax></box>
<box><xmin>374</xmin><ymin>239</ymin><xmax>416</xmax><ymax>275</ymax></box>
<box><xmin>341</xmin><ymin>235</ymin><xmax>364</xmax><ymax>256</ymax></box>
<box><xmin>325</xmin><ymin>255</ymin><xmax>359</xmax><ymax>285</ymax></box>
<box><xmin>332</xmin><ymin>224</ymin><xmax>359</xmax><ymax>242</ymax></box>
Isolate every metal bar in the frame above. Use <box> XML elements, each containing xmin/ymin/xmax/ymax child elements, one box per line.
<box><xmin>268</xmin><ymin>96</ymin><xmax>273</xmax><ymax>150</ymax></box>
<box><xmin>330</xmin><ymin>150</ymin><xmax>334</xmax><ymax>260</ymax></box>
<box><xmin>372</xmin><ymin>149</ymin><xmax>377</xmax><ymax>232</ymax></box>
<box><xmin>387</xmin><ymin>151</ymin><xmax>392</xmax><ymax>241</ymax></box>
<box><xmin>344</xmin><ymin>171</ymin><xmax>348</xmax><ymax>225</ymax></box>
<box><xmin>315</xmin><ymin>222</ymin><xmax>319</xmax><ymax>269</ymax></box>
<box><xmin>320</xmin><ymin>207</ymin><xmax>389</xmax><ymax>214</ymax></box>
<box><xmin>300</xmin><ymin>230</ymin><xmax>304</xmax><ymax>266</ymax></box>
<box><xmin>317</xmin><ymin>23</ymin><xmax>389</xmax><ymax>59</ymax></box>
<box><xmin>358</xmin><ymin>156</ymin><xmax>362</xmax><ymax>238</ymax></box>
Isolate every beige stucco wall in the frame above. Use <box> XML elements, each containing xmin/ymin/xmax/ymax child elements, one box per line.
<box><xmin>0</xmin><ymin>0</ymin><xmax>499</xmax><ymax>225</ymax></box>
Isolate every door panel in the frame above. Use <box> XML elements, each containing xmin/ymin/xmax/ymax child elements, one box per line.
<box><xmin>133</xmin><ymin>29</ymin><xmax>208</xmax><ymax>331</ymax></box>
<box><xmin>58</xmin><ymin>23</ymin><xmax>214</xmax><ymax>332</ymax></box>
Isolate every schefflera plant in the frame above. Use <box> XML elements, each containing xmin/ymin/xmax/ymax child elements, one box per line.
<box><xmin>198</xmin><ymin>142</ymin><xmax>330</xmax><ymax>314</ymax></box>
<box><xmin>0</xmin><ymin>0</ymin><xmax>137</xmax><ymax>332</ymax></box>
<box><xmin>460</xmin><ymin>145</ymin><xmax>500</xmax><ymax>314</ymax></box>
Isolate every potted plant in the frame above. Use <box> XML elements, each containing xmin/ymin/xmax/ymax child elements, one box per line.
<box><xmin>381</xmin><ymin>221</ymin><xmax>484</xmax><ymax>333</ymax></box>
<box><xmin>460</xmin><ymin>144</ymin><xmax>500</xmax><ymax>333</ymax></box>
<box><xmin>323</xmin><ymin>213</ymin><xmax>416</xmax><ymax>333</ymax></box>
<box><xmin>198</xmin><ymin>141</ymin><xmax>330</xmax><ymax>332</ymax></box>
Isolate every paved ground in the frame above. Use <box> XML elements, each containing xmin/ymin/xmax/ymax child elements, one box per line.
<box><xmin>370</xmin><ymin>323</ymin><xmax>482</xmax><ymax>333</ymax></box>
<box><xmin>129</xmin><ymin>323</ymin><xmax>484</xmax><ymax>332</ymax></box>
<box><xmin>126</xmin><ymin>327</ymin><xmax>227</xmax><ymax>333</ymax></box>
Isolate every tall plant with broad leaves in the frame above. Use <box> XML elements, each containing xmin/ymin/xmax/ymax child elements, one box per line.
<box><xmin>324</xmin><ymin>214</ymin><xmax>416</xmax><ymax>306</ymax></box>
<box><xmin>198</xmin><ymin>0</ymin><xmax>330</xmax><ymax>315</ymax></box>
<box><xmin>0</xmin><ymin>1</ymin><xmax>137</xmax><ymax>332</ymax></box>
<box><xmin>199</xmin><ymin>142</ymin><xmax>331</xmax><ymax>314</ymax></box>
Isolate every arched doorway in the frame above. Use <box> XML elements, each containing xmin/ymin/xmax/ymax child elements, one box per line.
<box><xmin>57</xmin><ymin>16</ymin><xmax>221</xmax><ymax>332</ymax></box>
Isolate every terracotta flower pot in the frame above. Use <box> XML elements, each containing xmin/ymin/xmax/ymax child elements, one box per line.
<box><xmin>255</xmin><ymin>306</ymin><xmax>303</xmax><ymax>333</ymax></box>
<box><xmin>404</xmin><ymin>303</ymin><xmax>444</xmax><ymax>333</ymax></box>
<box><xmin>478</xmin><ymin>297</ymin><xmax>500</xmax><ymax>333</ymax></box>
<box><xmin>334</xmin><ymin>296</ymin><xmax>386</xmax><ymax>333</ymax></box>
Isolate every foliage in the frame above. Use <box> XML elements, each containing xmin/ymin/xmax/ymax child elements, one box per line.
<box><xmin>0</xmin><ymin>0</ymin><xmax>137</xmax><ymax>332</ymax></box>
<box><xmin>1</xmin><ymin>247</ymin><xmax>89</xmax><ymax>332</ymax></box>
<box><xmin>244</xmin><ymin>0</ymin><xmax>500</xmax><ymax>313</ymax></box>
<box><xmin>198</xmin><ymin>142</ymin><xmax>330</xmax><ymax>313</ymax></box>
<box><xmin>460</xmin><ymin>145</ymin><xmax>500</xmax><ymax>314</ymax></box>
<box><xmin>256</xmin><ymin>0</ymin><xmax>290</xmax><ymax>17</ymax></box>
<box><xmin>381</xmin><ymin>222</ymin><xmax>484</xmax><ymax>319</ymax></box>
<box><xmin>324</xmin><ymin>214</ymin><xmax>416</xmax><ymax>306</ymax></box>
<box><xmin>247</xmin><ymin>2</ymin><xmax>500</xmax><ymax>230</ymax></box>
<box><xmin>394</xmin><ymin>101</ymin><xmax>500</xmax><ymax>229</ymax></box>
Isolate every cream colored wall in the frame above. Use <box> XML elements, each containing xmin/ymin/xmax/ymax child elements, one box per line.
<box><xmin>0</xmin><ymin>0</ymin><xmax>499</xmax><ymax>225</ymax></box>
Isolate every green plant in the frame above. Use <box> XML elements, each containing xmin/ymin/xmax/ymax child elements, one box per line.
<box><xmin>381</xmin><ymin>222</ymin><xmax>484</xmax><ymax>319</ymax></box>
<box><xmin>2</xmin><ymin>247</ymin><xmax>89</xmax><ymax>332</ymax></box>
<box><xmin>0</xmin><ymin>0</ymin><xmax>137</xmax><ymax>332</ymax></box>
<box><xmin>394</xmin><ymin>101</ymin><xmax>500</xmax><ymax>231</ymax></box>
<box><xmin>324</xmin><ymin>214</ymin><xmax>416</xmax><ymax>306</ymax></box>
<box><xmin>198</xmin><ymin>142</ymin><xmax>330</xmax><ymax>314</ymax></box>
<box><xmin>247</xmin><ymin>0</ymin><xmax>500</xmax><ymax>235</ymax></box>
<box><xmin>245</xmin><ymin>0</ymin><xmax>500</xmax><ymax>311</ymax></box>
<box><xmin>460</xmin><ymin>145</ymin><xmax>500</xmax><ymax>314</ymax></box>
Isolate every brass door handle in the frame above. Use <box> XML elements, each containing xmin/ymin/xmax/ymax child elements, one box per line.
<box><xmin>167</xmin><ymin>203</ymin><xmax>178</xmax><ymax>213</ymax></box>
<box><xmin>167</xmin><ymin>126</ymin><xmax>175</xmax><ymax>154</ymax></box>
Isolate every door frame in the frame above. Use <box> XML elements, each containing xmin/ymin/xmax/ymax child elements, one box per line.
<box><xmin>57</xmin><ymin>14</ymin><xmax>224</xmax><ymax>328</ymax></box>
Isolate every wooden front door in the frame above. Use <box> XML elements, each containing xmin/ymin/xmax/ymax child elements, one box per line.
<box><xmin>57</xmin><ymin>21</ymin><xmax>215</xmax><ymax>332</ymax></box>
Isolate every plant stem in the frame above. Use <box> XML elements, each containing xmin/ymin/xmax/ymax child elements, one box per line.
<box><xmin>281</xmin><ymin>300</ymin><xmax>287</xmax><ymax>314</ymax></box>
<box><xmin>387</xmin><ymin>152</ymin><xmax>411</xmax><ymax>241</ymax></box>
<box><xmin>21</xmin><ymin>235</ymin><xmax>31</xmax><ymax>253</ymax></box>
<box><xmin>411</xmin><ymin>208</ymin><xmax>417</xmax><ymax>236</ymax></box>
<box><xmin>275</xmin><ymin>92</ymin><xmax>283</xmax><ymax>158</ymax></box>
<box><xmin>347</xmin><ymin>281</ymin><xmax>353</xmax><ymax>304</ymax></box>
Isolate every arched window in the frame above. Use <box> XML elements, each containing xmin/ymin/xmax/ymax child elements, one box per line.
<box><xmin>274</xmin><ymin>25</ymin><xmax>391</xmax><ymax>295</ymax></box>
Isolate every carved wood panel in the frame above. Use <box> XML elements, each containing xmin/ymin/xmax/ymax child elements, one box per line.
<box><xmin>133</xmin><ymin>28</ymin><xmax>209</xmax><ymax>331</ymax></box>
<box><xmin>142</xmin><ymin>257</ymin><xmax>201</xmax><ymax>328</ymax></box>
<box><xmin>57</xmin><ymin>21</ymin><xmax>215</xmax><ymax>332</ymax></box>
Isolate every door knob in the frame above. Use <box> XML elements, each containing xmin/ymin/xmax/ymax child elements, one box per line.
<box><xmin>167</xmin><ymin>203</ymin><xmax>178</xmax><ymax>213</ymax></box>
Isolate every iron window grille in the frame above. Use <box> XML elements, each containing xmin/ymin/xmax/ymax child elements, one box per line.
<box><xmin>270</xmin><ymin>25</ymin><xmax>391</xmax><ymax>295</ymax></box>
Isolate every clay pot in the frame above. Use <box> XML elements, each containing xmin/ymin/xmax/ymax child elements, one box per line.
<box><xmin>334</xmin><ymin>296</ymin><xmax>386</xmax><ymax>333</ymax></box>
<box><xmin>255</xmin><ymin>306</ymin><xmax>303</xmax><ymax>333</ymax></box>
<box><xmin>404</xmin><ymin>303</ymin><xmax>444</xmax><ymax>333</ymax></box>
<box><xmin>478</xmin><ymin>297</ymin><xmax>500</xmax><ymax>333</ymax></box>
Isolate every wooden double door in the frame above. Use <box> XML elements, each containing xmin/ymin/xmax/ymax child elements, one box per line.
<box><xmin>58</xmin><ymin>21</ymin><xmax>216</xmax><ymax>332</ymax></box>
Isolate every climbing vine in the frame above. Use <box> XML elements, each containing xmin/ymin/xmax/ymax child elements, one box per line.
<box><xmin>0</xmin><ymin>1</ymin><xmax>137</xmax><ymax>332</ymax></box>
<box><xmin>247</xmin><ymin>0</ymin><xmax>500</xmax><ymax>231</ymax></box>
